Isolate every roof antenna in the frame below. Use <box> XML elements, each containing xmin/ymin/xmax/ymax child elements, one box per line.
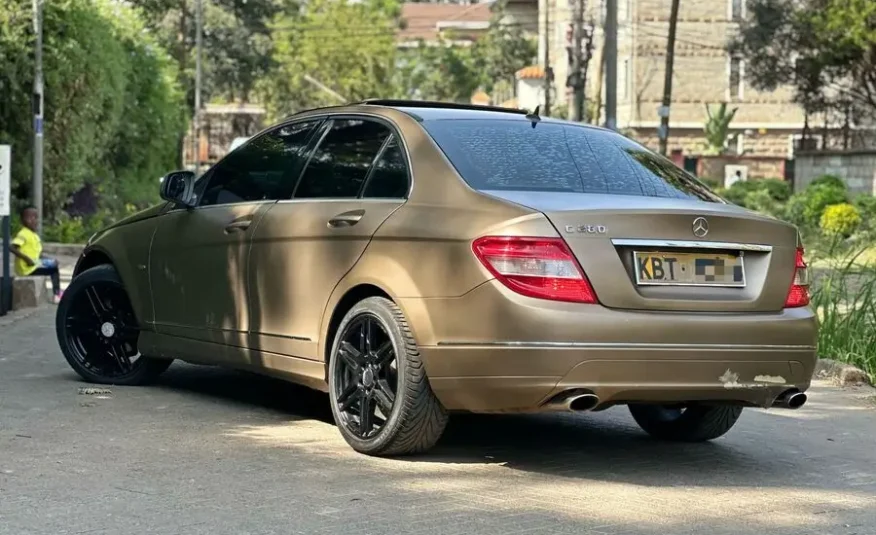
<box><xmin>525</xmin><ymin>105</ymin><xmax>541</xmax><ymax>128</ymax></box>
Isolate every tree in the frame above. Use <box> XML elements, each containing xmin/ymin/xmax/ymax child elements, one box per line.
<box><xmin>470</xmin><ymin>0</ymin><xmax>537</xmax><ymax>94</ymax></box>
<box><xmin>394</xmin><ymin>40</ymin><xmax>481</xmax><ymax>103</ymax></box>
<box><xmin>0</xmin><ymin>0</ymin><xmax>183</xmax><ymax>223</ymax></box>
<box><xmin>261</xmin><ymin>0</ymin><xmax>400</xmax><ymax>117</ymax></box>
<box><xmin>703</xmin><ymin>103</ymin><xmax>738</xmax><ymax>155</ymax></box>
<box><xmin>394</xmin><ymin>0</ymin><xmax>536</xmax><ymax>103</ymax></box>
<box><xmin>733</xmin><ymin>0</ymin><xmax>876</xmax><ymax>122</ymax></box>
<box><xmin>128</xmin><ymin>0</ymin><xmax>286</xmax><ymax>105</ymax></box>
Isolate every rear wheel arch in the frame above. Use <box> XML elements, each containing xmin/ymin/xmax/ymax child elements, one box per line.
<box><xmin>323</xmin><ymin>284</ymin><xmax>406</xmax><ymax>378</ymax></box>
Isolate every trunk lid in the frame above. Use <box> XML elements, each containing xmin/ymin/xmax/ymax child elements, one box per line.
<box><xmin>484</xmin><ymin>190</ymin><xmax>799</xmax><ymax>312</ymax></box>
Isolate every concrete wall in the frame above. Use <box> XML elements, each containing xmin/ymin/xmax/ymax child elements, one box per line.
<box><xmin>794</xmin><ymin>151</ymin><xmax>876</xmax><ymax>194</ymax></box>
<box><xmin>698</xmin><ymin>156</ymin><xmax>787</xmax><ymax>182</ymax></box>
<box><xmin>630</xmin><ymin>127</ymin><xmax>801</xmax><ymax>159</ymax></box>
<box><xmin>516</xmin><ymin>78</ymin><xmax>543</xmax><ymax>111</ymax></box>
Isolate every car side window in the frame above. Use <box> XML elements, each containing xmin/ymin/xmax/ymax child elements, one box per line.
<box><xmin>294</xmin><ymin>119</ymin><xmax>391</xmax><ymax>199</ymax></box>
<box><xmin>362</xmin><ymin>135</ymin><xmax>409</xmax><ymax>198</ymax></box>
<box><xmin>199</xmin><ymin>120</ymin><xmax>319</xmax><ymax>207</ymax></box>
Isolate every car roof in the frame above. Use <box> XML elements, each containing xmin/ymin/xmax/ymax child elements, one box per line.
<box><xmin>288</xmin><ymin>99</ymin><xmax>609</xmax><ymax>131</ymax></box>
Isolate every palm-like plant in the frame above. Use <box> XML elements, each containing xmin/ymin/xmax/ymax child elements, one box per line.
<box><xmin>703</xmin><ymin>102</ymin><xmax>738</xmax><ymax>155</ymax></box>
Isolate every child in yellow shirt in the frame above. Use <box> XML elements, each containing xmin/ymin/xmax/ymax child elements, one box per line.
<box><xmin>9</xmin><ymin>206</ymin><xmax>62</xmax><ymax>304</ymax></box>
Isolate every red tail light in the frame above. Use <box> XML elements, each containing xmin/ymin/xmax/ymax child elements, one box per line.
<box><xmin>784</xmin><ymin>247</ymin><xmax>810</xmax><ymax>308</ymax></box>
<box><xmin>471</xmin><ymin>236</ymin><xmax>598</xmax><ymax>304</ymax></box>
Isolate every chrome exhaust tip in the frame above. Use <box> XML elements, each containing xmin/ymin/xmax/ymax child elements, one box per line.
<box><xmin>567</xmin><ymin>393</ymin><xmax>600</xmax><ymax>412</ymax></box>
<box><xmin>544</xmin><ymin>391</ymin><xmax>600</xmax><ymax>412</ymax></box>
<box><xmin>773</xmin><ymin>390</ymin><xmax>807</xmax><ymax>410</ymax></box>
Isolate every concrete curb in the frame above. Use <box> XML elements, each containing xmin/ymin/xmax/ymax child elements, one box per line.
<box><xmin>815</xmin><ymin>358</ymin><xmax>872</xmax><ymax>387</ymax></box>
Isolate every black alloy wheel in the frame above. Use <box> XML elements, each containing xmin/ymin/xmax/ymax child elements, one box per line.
<box><xmin>332</xmin><ymin>313</ymin><xmax>398</xmax><ymax>440</ymax></box>
<box><xmin>56</xmin><ymin>265</ymin><xmax>172</xmax><ymax>385</ymax></box>
<box><xmin>327</xmin><ymin>297</ymin><xmax>448</xmax><ymax>456</ymax></box>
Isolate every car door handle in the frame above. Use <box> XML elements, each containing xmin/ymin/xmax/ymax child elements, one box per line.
<box><xmin>328</xmin><ymin>210</ymin><xmax>365</xmax><ymax>228</ymax></box>
<box><xmin>224</xmin><ymin>219</ymin><xmax>252</xmax><ymax>233</ymax></box>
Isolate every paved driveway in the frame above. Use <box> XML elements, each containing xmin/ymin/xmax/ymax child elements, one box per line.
<box><xmin>1</xmin><ymin>308</ymin><xmax>875</xmax><ymax>535</ymax></box>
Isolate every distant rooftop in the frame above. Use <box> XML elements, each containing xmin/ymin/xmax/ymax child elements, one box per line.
<box><xmin>398</xmin><ymin>2</ymin><xmax>493</xmax><ymax>43</ymax></box>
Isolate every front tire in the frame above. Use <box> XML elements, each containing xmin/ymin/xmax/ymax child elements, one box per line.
<box><xmin>55</xmin><ymin>265</ymin><xmax>172</xmax><ymax>386</ymax></box>
<box><xmin>328</xmin><ymin>297</ymin><xmax>448</xmax><ymax>456</ymax></box>
<box><xmin>628</xmin><ymin>404</ymin><xmax>743</xmax><ymax>442</ymax></box>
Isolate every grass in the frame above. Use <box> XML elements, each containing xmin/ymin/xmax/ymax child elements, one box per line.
<box><xmin>808</xmin><ymin>243</ymin><xmax>876</xmax><ymax>381</ymax></box>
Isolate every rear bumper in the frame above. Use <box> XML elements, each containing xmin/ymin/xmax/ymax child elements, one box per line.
<box><xmin>400</xmin><ymin>281</ymin><xmax>818</xmax><ymax>413</ymax></box>
<box><xmin>419</xmin><ymin>343</ymin><xmax>815</xmax><ymax>412</ymax></box>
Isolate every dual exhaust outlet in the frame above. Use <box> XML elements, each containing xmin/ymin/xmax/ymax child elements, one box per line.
<box><xmin>545</xmin><ymin>388</ymin><xmax>807</xmax><ymax>412</ymax></box>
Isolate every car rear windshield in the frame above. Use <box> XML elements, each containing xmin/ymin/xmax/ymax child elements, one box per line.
<box><xmin>421</xmin><ymin>119</ymin><xmax>720</xmax><ymax>202</ymax></box>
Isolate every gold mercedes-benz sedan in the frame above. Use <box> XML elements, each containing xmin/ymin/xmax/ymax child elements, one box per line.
<box><xmin>56</xmin><ymin>100</ymin><xmax>817</xmax><ymax>455</ymax></box>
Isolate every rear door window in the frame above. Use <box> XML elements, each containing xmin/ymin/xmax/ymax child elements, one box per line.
<box><xmin>294</xmin><ymin>119</ymin><xmax>392</xmax><ymax>199</ymax></box>
<box><xmin>421</xmin><ymin>119</ymin><xmax>719</xmax><ymax>202</ymax></box>
<box><xmin>362</xmin><ymin>135</ymin><xmax>409</xmax><ymax>198</ymax></box>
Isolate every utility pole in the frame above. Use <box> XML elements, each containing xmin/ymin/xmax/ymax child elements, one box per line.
<box><xmin>543</xmin><ymin>0</ymin><xmax>552</xmax><ymax>116</ymax></box>
<box><xmin>591</xmin><ymin>42</ymin><xmax>605</xmax><ymax>125</ymax></box>
<box><xmin>32</xmin><ymin>0</ymin><xmax>44</xmax><ymax>236</ymax></box>
<box><xmin>568</xmin><ymin>0</ymin><xmax>584</xmax><ymax>120</ymax></box>
<box><xmin>603</xmin><ymin>0</ymin><xmax>618</xmax><ymax>130</ymax></box>
<box><xmin>192</xmin><ymin>0</ymin><xmax>203</xmax><ymax>174</ymax></box>
<box><xmin>658</xmin><ymin>0</ymin><xmax>681</xmax><ymax>156</ymax></box>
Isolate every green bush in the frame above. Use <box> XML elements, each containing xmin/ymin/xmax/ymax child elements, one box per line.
<box><xmin>820</xmin><ymin>203</ymin><xmax>861</xmax><ymax>237</ymax></box>
<box><xmin>809</xmin><ymin>174</ymin><xmax>847</xmax><ymax>191</ymax></box>
<box><xmin>744</xmin><ymin>189</ymin><xmax>783</xmax><ymax>218</ymax></box>
<box><xmin>852</xmin><ymin>195</ymin><xmax>876</xmax><ymax>232</ymax></box>
<box><xmin>721</xmin><ymin>178</ymin><xmax>792</xmax><ymax>213</ymax></box>
<box><xmin>43</xmin><ymin>211</ymin><xmax>114</xmax><ymax>244</ymax></box>
<box><xmin>802</xmin><ymin>184</ymin><xmax>848</xmax><ymax>226</ymax></box>
<box><xmin>721</xmin><ymin>180</ymin><xmax>760</xmax><ymax>206</ymax></box>
<box><xmin>759</xmin><ymin>178</ymin><xmax>792</xmax><ymax>202</ymax></box>
<box><xmin>698</xmin><ymin>177</ymin><xmax>721</xmax><ymax>190</ymax></box>
<box><xmin>784</xmin><ymin>193</ymin><xmax>808</xmax><ymax>227</ymax></box>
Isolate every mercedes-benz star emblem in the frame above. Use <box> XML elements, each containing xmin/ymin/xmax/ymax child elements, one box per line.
<box><xmin>692</xmin><ymin>217</ymin><xmax>709</xmax><ymax>238</ymax></box>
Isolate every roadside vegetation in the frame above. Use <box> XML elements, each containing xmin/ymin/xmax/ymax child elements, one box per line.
<box><xmin>699</xmin><ymin>175</ymin><xmax>876</xmax><ymax>379</ymax></box>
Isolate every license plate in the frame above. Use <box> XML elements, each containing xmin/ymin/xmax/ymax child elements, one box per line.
<box><xmin>634</xmin><ymin>251</ymin><xmax>745</xmax><ymax>287</ymax></box>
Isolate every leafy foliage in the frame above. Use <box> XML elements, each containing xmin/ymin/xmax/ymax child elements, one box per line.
<box><xmin>853</xmin><ymin>194</ymin><xmax>876</xmax><ymax>232</ymax></box>
<box><xmin>261</xmin><ymin>0</ymin><xmax>399</xmax><ymax>117</ymax></box>
<box><xmin>396</xmin><ymin>39</ymin><xmax>482</xmax><ymax>103</ymax></box>
<box><xmin>809</xmin><ymin>174</ymin><xmax>846</xmax><ymax>190</ymax></box>
<box><xmin>129</xmin><ymin>0</ymin><xmax>285</xmax><ymax>105</ymax></box>
<box><xmin>733</xmin><ymin>0</ymin><xmax>876</xmax><ymax>120</ymax></box>
<box><xmin>470</xmin><ymin>0</ymin><xmax>537</xmax><ymax>94</ymax></box>
<box><xmin>820</xmin><ymin>203</ymin><xmax>862</xmax><ymax>237</ymax></box>
<box><xmin>720</xmin><ymin>179</ymin><xmax>790</xmax><ymax>215</ymax></box>
<box><xmin>0</xmin><ymin>0</ymin><xmax>183</xmax><ymax>226</ymax></box>
<box><xmin>703</xmin><ymin>103</ymin><xmax>738</xmax><ymax>155</ymax></box>
<box><xmin>262</xmin><ymin>0</ymin><xmax>536</xmax><ymax>116</ymax></box>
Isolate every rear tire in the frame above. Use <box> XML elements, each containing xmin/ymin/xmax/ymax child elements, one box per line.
<box><xmin>55</xmin><ymin>265</ymin><xmax>173</xmax><ymax>386</ymax></box>
<box><xmin>628</xmin><ymin>404</ymin><xmax>742</xmax><ymax>442</ymax></box>
<box><xmin>328</xmin><ymin>297</ymin><xmax>448</xmax><ymax>456</ymax></box>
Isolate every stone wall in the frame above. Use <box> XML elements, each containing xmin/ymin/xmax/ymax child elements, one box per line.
<box><xmin>794</xmin><ymin>151</ymin><xmax>876</xmax><ymax>194</ymax></box>
<box><xmin>629</xmin><ymin>127</ymin><xmax>799</xmax><ymax>159</ymax></box>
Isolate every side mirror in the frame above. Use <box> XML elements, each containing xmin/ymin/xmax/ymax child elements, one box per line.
<box><xmin>159</xmin><ymin>170</ymin><xmax>196</xmax><ymax>207</ymax></box>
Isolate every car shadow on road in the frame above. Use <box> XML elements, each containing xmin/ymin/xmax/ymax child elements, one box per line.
<box><xmin>149</xmin><ymin>364</ymin><xmax>846</xmax><ymax>492</ymax></box>
<box><xmin>154</xmin><ymin>363</ymin><xmax>336</xmax><ymax>424</ymax></box>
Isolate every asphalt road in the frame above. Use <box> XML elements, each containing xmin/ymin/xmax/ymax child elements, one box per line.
<box><xmin>2</xmin><ymin>307</ymin><xmax>876</xmax><ymax>535</ymax></box>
